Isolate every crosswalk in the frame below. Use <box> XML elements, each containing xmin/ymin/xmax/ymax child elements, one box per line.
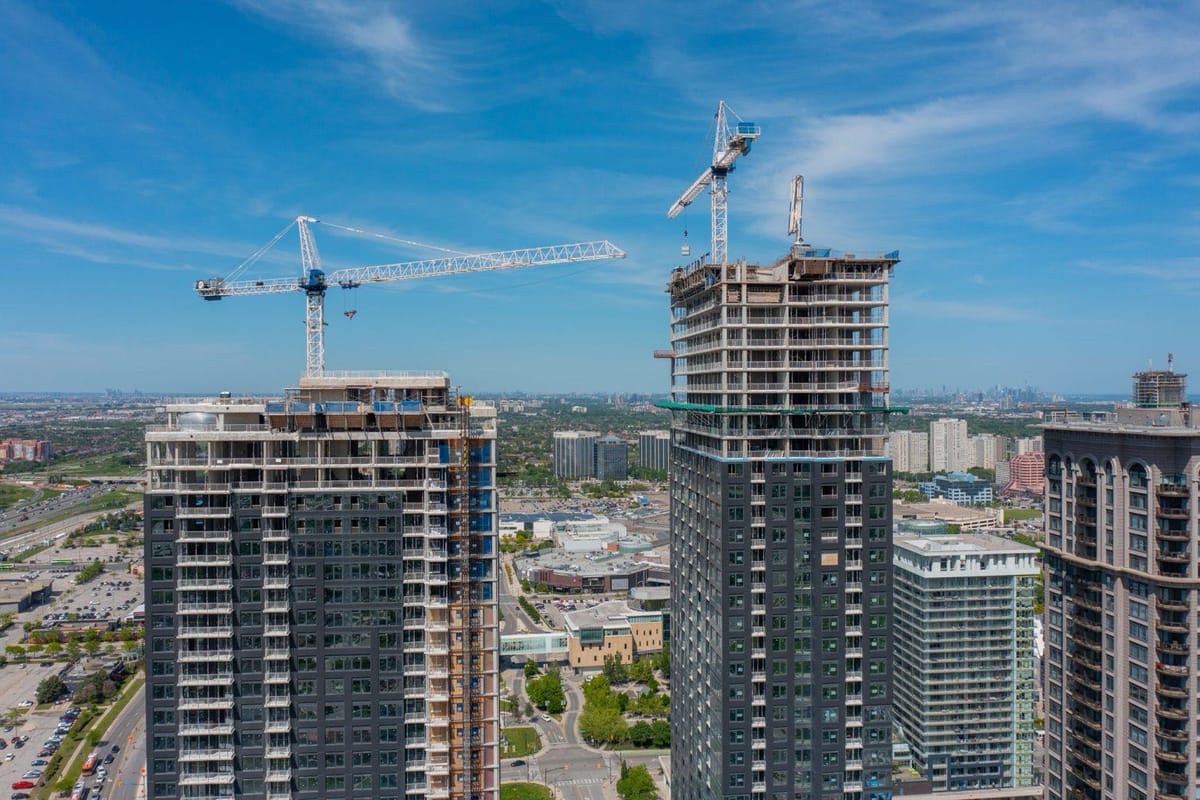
<box><xmin>559</xmin><ymin>777</ymin><xmax>608</xmax><ymax>786</ymax></box>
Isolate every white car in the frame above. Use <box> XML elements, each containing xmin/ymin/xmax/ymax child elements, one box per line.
<box><xmin>3</xmin><ymin>753</ymin><xmax>13</xmax><ymax>761</ymax></box>
<box><xmin>15</xmin><ymin>701</ymin><xmax>33</xmax><ymax>708</ymax></box>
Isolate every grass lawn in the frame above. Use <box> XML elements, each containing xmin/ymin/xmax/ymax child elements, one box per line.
<box><xmin>51</xmin><ymin>452</ymin><xmax>144</xmax><ymax>478</ymax></box>
<box><xmin>1004</xmin><ymin>508</ymin><xmax>1042</xmax><ymax>522</ymax></box>
<box><xmin>500</xmin><ymin>783</ymin><xmax>553</xmax><ymax>800</ymax></box>
<box><xmin>500</xmin><ymin>726</ymin><xmax>541</xmax><ymax>758</ymax></box>
<box><xmin>0</xmin><ymin>485</ymin><xmax>35</xmax><ymax>511</ymax></box>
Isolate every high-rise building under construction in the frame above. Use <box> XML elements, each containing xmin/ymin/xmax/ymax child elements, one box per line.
<box><xmin>663</xmin><ymin>247</ymin><xmax>899</xmax><ymax>800</ymax></box>
<box><xmin>144</xmin><ymin>373</ymin><xmax>499</xmax><ymax>800</ymax></box>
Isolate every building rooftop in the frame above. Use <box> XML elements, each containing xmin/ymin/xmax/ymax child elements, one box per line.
<box><xmin>518</xmin><ymin>546</ymin><xmax>664</xmax><ymax>578</ymax></box>
<box><xmin>0</xmin><ymin>579</ymin><xmax>53</xmax><ymax>604</ymax></box>
<box><xmin>895</xmin><ymin>533</ymin><xmax>1039</xmax><ymax>557</ymax></box>
<box><xmin>563</xmin><ymin>599</ymin><xmax>660</xmax><ymax>632</ymax></box>
<box><xmin>894</xmin><ymin>501</ymin><xmax>1004</xmax><ymax>524</ymax></box>
<box><xmin>940</xmin><ymin>471</ymin><xmax>984</xmax><ymax>482</ymax></box>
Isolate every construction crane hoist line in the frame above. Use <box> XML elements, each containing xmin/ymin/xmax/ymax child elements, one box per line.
<box><xmin>194</xmin><ymin>215</ymin><xmax>626</xmax><ymax>377</ymax></box>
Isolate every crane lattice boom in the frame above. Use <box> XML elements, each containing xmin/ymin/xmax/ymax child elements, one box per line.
<box><xmin>194</xmin><ymin>216</ymin><xmax>626</xmax><ymax>377</ymax></box>
<box><xmin>666</xmin><ymin>101</ymin><xmax>760</xmax><ymax>266</ymax></box>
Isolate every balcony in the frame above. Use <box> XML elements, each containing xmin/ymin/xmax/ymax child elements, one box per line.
<box><xmin>1155</xmin><ymin>661</ymin><xmax>1188</xmax><ymax>677</ymax></box>
<box><xmin>1155</xmin><ymin>638</ymin><xmax>1188</xmax><ymax>655</ymax></box>
<box><xmin>1157</xmin><ymin>726</ymin><xmax>1188</xmax><ymax>742</ymax></box>
<box><xmin>1155</xmin><ymin>747</ymin><xmax>1189</xmax><ymax>764</ymax></box>
<box><xmin>1156</xmin><ymin>704</ymin><xmax>1188</xmax><ymax>720</ymax></box>
<box><xmin>178</xmin><ymin>649</ymin><xmax>233</xmax><ymax>662</ymax></box>
<box><xmin>177</xmin><ymin>672</ymin><xmax>233</xmax><ymax>686</ymax></box>
<box><xmin>1155</xmin><ymin>549</ymin><xmax>1190</xmax><ymax>564</ymax></box>
<box><xmin>1069</xmin><ymin>748</ymin><xmax>1101</xmax><ymax>771</ymax></box>
<box><xmin>1155</xmin><ymin>505</ymin><xmax>1190</xmax><ymax>519</ymax></box>
<box><xmin>178</xmin><ymin>772</ymin><xmax>236</xmax><ymax>787</ymax></box>
<box><xmin>1156</xmin><ymin>683</ymin><xmax>1189</xmax><ymax>699</ymax></box>
<box><xmin>178</xmin><ymin>697</ymin><xmax>235</xmax><ymax>711</ymax></box>
<box><xmin>1156</xmin><ymin>615</ymin><xmax>1190</xmax><ymax>634</ymax></box>
<box><xmin>1158</xmin><ymin>482</ymin><xmax>1189</xmax><ymax>496</ymax></box>
<box><xmin>177</xmin><ymin>748</ymin><xmax>236</xmax><ymax>763</ymax></box>
<box><xmin>176</xmin><ymin>553</ymin><xmax>233</xmax><ymax>567</ymax></box>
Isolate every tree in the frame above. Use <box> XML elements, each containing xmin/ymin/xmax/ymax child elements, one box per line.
<box><xmin>36</xmin><ymin>674</ymin><xmax>67</xmax><ymax>705</ymax></box>
<box><xmin>629</xmin><ymin>657</ymin><xmax>654</xmax><ymax>685</ymax></box>
<box><xmin>650</xmin><ymin>719</ymin><xmax>670</xmax><ymax>748</ymax></box>
<box><xmin>602</xmin><ymin>653</ymin><xmax>630</xmax><ymax>685</ymax></box>
<box><xmin>628</xmin><ymin>720</ymin><xmax>654</xmax><ymax>747</ymax></box>
<box><xmin>524</xmin><ymin>659</ymin><xmax>539</xmax><ymax>680</ymax></box>
<box><xmin>616</xmin><ymin>763</ymin><xmax>658</xmax><ymax>800</ymax></box>
<box><xmin>653</xmin><ymin>648</ymin><xmax>670</xmax><ymax>679</ymax></box>
<box><xmin>5</xmin><ymin>644</ymin><xmax>25</xmax><ymax>662</ymax></box>
<box><xmin>527</xmin><ymin>673</ymin><xmax>564</xmax><ymax>713</ymax></box>
<box><xmin>578</xmin><ymin>705</ymin><xmax>628</xmax><ymax>745</ymax></box>
<box><xmin>520</xmin><ymin>578</ymin><xmax>532</xmax><ymax>593</ymax></box>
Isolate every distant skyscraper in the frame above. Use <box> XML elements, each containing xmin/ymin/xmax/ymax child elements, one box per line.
<box><xmin>1013</xmin><ymin>436</ymin><xmax>1042</xmax><ymax>456</ymax></box>
<box><xmin>892</xmin><ymin>533</ymin><xmax>1038</xmax><ymax>791</ymax></box>
<box><xmin>144</xmin><ymin>375</ymin><xmax>499</xmax><ymax>800</ymax></box>
<box><xmin>593</xmin><ymin>434</ymin><xmax>629</xmax><ymax>481</ymax></box>
<box><xmin>1043</xmin><ymin>366</ymin><xmax>1197</xmax><ymax>800</ymax></box>
<box><xmin>930</xmin><ymin>418</ymin><xmax>970</xmax><ymax>472</ymax></box>
<box><xmin>664</xmin><ymin>247</ymin><xmax>900</xmax><ymax>800</ymax></box>
<box><xmin>638</xmin><ymin>430</ymin><xmax>671</xmax><ymax>473</ymax></box>
<box><xmin>552</xmin><ymin>431</ymin><xmax>599</xmax><ymax>479</ymax></box>
<box><xmin>970</xmin><ymin>433</ymin><xmax>1001</xmax><ymax>470</ymax></box>
<box><xmin>888</xmin><ymin>430</ymin><xmax>929</xmax><ymax>473</ymax></box>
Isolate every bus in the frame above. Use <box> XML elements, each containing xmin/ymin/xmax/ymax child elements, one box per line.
<box><xmin>81</xmin><ymin>750</ymin><xmax>99</xmax><ymax>777</ymax></box>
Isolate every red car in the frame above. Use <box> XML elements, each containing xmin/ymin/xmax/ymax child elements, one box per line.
<box><xmin>11</xmin><ymin>780</ymin><xmax>35</xmax><ymax>790</ymax></box>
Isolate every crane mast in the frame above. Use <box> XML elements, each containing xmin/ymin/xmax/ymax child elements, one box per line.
<box><xmin>194</xmin><ymin>217</ymin><xmax>626</xmax><ymax>377</ymax></box>
<box><xmin>667</xmin><ymin>101</ymin><xmax>761</xmax><ymax>266</ymax></box>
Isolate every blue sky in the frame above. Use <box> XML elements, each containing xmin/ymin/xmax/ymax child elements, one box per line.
<box><xmin>1</xmin><ymin>1</ymin><xmax>1198</xmax><ymax>395</ymax></box>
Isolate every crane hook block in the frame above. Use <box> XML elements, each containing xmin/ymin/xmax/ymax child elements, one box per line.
<box><xmin>344</xmin><ymin>310</ymin><xmax>357</xmax><ymax>319</ymax></box>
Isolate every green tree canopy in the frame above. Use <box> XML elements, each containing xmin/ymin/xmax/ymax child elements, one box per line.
<box><xmin>616</xmin><ymin>764</ymin><xmax>658</xmax><ymax>800</ymax></box>
<box><xmin>36</xmin><ymin>674</ymin><xmax>67</xmax><ymax>705</ymax></box>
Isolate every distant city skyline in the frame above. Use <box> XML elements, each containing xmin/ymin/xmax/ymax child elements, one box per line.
<box><xmin>2</xmin><ymin>2</ymin><xmax>1199</xmax><ymax>394</ymax></box>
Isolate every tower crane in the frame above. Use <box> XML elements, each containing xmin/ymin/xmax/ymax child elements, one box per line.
<box><xmin>667</xmin><ymin>101</ymin><xmax>761</xmax><ymax>266</ymax></box>
<box><xmin>194</xmin><ymin>215</ymin><xmax>626</xmax><ymax>377</ymax></box>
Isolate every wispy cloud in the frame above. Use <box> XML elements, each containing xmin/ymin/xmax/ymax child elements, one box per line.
<box><xmin>0</xmin><ymin>205</ymin><xmax>266</xmax><ymax>272</ymax></box>
<box><xmin>230</xmin><ymin>0</ymin><xmax>458</xmax><ymax>111</ymax></box>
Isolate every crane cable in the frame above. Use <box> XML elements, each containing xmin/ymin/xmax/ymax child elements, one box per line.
<box><xmin>222</xmin><ymin>218</ymin><xmax>298</xmax><ymax>283</ymax></box>
<box><xmin>316</xmin><ymin>221</ymin><xmax>470</xmax><ymax>256</ymax></box>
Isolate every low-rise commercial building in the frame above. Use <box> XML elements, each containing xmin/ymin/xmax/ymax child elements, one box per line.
<box><xmin>919</xmin><ymin>471</ymin><xmax>993</xmax><ymax>505</ymax></box>
<box><xmin>563</xmin><ymin>599</ymin><xmax>665</xmax><ymax>670</ymax></box>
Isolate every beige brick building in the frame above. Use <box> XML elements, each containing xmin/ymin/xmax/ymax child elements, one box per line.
<box><xmin>562</xmin><ymin>600</ymin><xmax>665</xmax><ymax>670</ymax></box>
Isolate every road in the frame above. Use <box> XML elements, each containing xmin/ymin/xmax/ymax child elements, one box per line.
<box><xmin>101</xmin><ymin>682</ymin><xmax>146</xmax><ymax>800</ymax></box>
<box><xmin>0</xmin><ymin>485</ymin><xmax>113</xmax><ymax>534</ymax></box>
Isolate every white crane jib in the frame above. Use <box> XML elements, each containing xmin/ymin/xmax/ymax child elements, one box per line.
<box><xmin>667</xmin><ymin>101</ymin><xmax>761</xmax><ymax>266</ymax></box>
<box><xmin>195</xmin><ymin>216</ymin><xmax>627</xmax><ymax>378</ymax></box>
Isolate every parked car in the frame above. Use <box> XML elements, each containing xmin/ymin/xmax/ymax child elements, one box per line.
<box><xmin>9</xmin><ymin>783</ymin><xmax>34</xmax><ymax>791</ymax></box>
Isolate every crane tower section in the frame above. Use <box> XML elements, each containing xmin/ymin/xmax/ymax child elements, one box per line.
<box><xmin>667</xmin><ymin>101</ymin><xmax>761</xmax><ymax>266</ymax></box>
